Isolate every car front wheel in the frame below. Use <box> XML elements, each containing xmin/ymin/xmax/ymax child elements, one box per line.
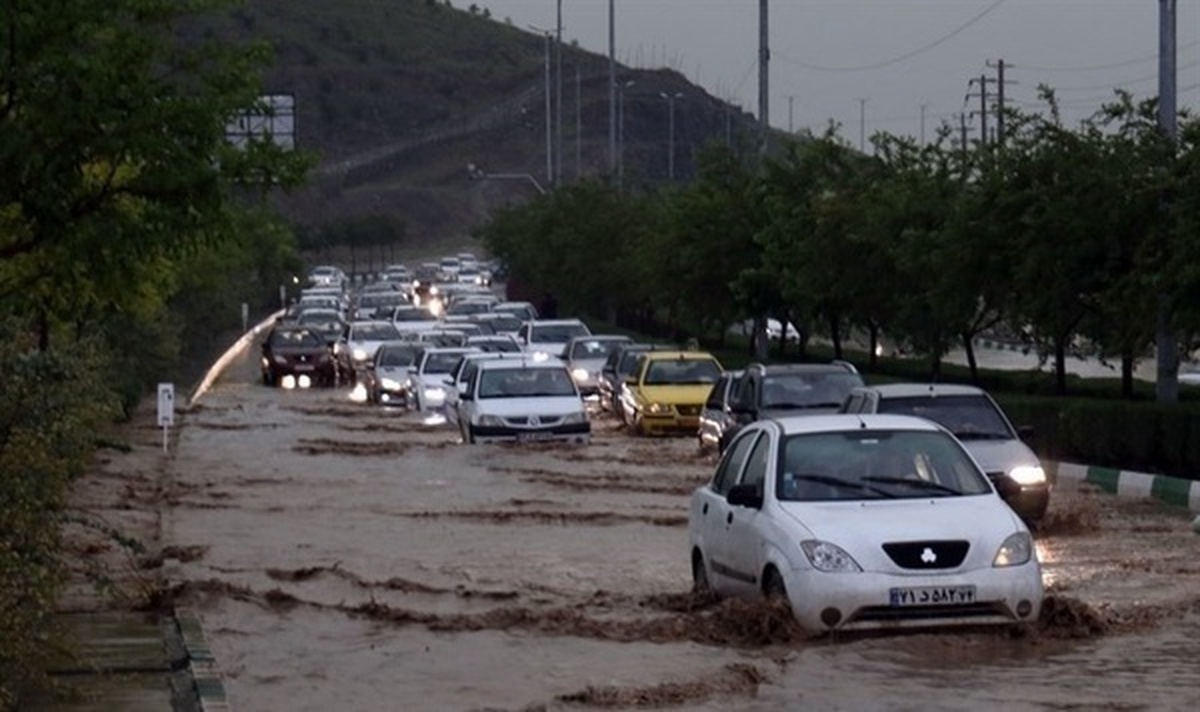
<box><xmin>763</xmin><ymin>567</ymin><xmax>788</xmax><ymax>604</ymax></box>
<box><xmin>692</xmin><ymin>551</ymin><xmax>712</xmax><ymax>596</ymax></box>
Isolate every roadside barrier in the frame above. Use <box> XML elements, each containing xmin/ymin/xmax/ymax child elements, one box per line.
<box><xmin>188</xmin><ymin>310</ymin><xmax>283</xmax><ymax>408</ymax></box>
<box><xmin>1051</xmin><ymin>461</ymin><xmax>1200</xmax><ymax>512</ymax></box>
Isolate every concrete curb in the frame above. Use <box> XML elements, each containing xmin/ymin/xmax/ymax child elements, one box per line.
<box><xmin>175</xmin><ymin>608</ymin><xmax>231</xmax><ymax>711</ymax></box>
<box><xmin>188</xmin><ymin>310</ymin><xmax>283</xmax><ymax>408</ymax></box>
<box><xmin>1050</xmin><ymin>460</ymin><xmax>1200</xmax><ymax>512</ymax></box>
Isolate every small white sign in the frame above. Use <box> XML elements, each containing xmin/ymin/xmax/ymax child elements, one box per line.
<box><xmin>157</xmin><ymin>383</ymin><xmax>175</xmax><ymax>427</ymax></box>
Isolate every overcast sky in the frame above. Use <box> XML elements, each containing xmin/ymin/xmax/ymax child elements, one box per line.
<box><xmin>477</xmin><ymin>0</ymin><xmax>1199</xmax><ymax>146</ymax></box>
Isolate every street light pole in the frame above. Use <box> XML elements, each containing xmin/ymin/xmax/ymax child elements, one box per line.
<box><xmin>531</xmin><ymin>27</ymin><xmax>554</xmax><ymax>185</ymax></box>
<box><xmin>618</xmin><ymin>79</ymin><xmax>635</xmax><ymax>190</ymax></box>
<box><xmin>555</xmin><ymin>0</ymin><xmax>563</xmax><ymax>185</ymax></box>
<box><xmin>660</xmin><ymin>91</ymin><xmax>683</xmax><ymax>181</ymax></box>
<box><xmin>608</xmin><ymin>0</ymin><xmax>617</xmax><ymax>176</ymax></box>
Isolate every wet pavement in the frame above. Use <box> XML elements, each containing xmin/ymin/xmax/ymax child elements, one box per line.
<box><xmin>47</xmin><ymin>336</ymin><xmax>1200</xmax><ymax>711</ymax></box>
<box><xmin>154</xmin><ymin>345</ymin><xmax>1200</xmax><ymax>711</ymax></box>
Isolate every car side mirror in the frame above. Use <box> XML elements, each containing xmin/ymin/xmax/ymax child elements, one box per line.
<box><xmin>727</xmin><ymin>483</ymin><xmax>763</xmax><ymax>509</ymax></box>
<box><xmin>460</xmin><ymin>391</ymin><xmax>473</xmax><ymax>402</ymax></box>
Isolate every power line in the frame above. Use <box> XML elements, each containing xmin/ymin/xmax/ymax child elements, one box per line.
<box><xmin>774</xmin><ymin>0</ymin><xmax>1009</xmax><ymax>73</ymax></box>
<box><xmin>1012</xmin><ymin>40</ymin><xmax>1200</xmax><ymax>73</ymax></box>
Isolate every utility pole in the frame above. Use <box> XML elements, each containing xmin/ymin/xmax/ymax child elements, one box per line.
<box><xmin>920</xmin><ymin>103</ymin><xmax>927</xmax><ymax>146</ymax></box>
<box><xmin>966</xmin><ymin>75</ymin><xmax>994</xmax><ymax>149</ymax></box>
<box><xmin>1156</xmin><ymin>0</ymin><xmax>1179</xmax><ymax>402</ymax></box>
<box><xmin>534</xmin><ymin>29</ymin><xmax>553</xmax><ymax>185</ymax></box>
<box><xmin>758</xmin><ymin>0</ymin><xmax>769</xmax><ymax>156</ymax></box>
<box><xmin>608</xmin><ymin>0</ymin><xmax>617</xmax><ymax>176</ymax></box>
<box><xmin>788</xmin><ymin>95</ymin><xmax>795</xmax><ymax>133</ymax></box>
<box><xmin>555</xmin><ymin>0</ymin><xmax>563</xmax><ymax>185</ymax></box>
<box><xmin>575</xmin><ymin>66</ymin><xmax>582</xmax><ymax>180</ymax></box>
<box><xmin>858</xmin><ymin>98</ymin><xmax>867</xmax><ymax>152</ymax></box>
<box><xmin>660</xmin><ymin>91</ymin><xmax>683</xmax><ymax>181</ymax></box>
<box><xmin>985</xmin><ymin>58</ymin><xmax>1012</xmax><ymax>143</ymax></box>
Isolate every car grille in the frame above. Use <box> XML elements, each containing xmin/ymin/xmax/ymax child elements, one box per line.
<box><xmin>505</xmin><ymin>415</ymin><xmax>564</xmax><ymax>427</ymax></box>
<box><xmin>882</xmin><ymin>540</ymin><xmax>969</xmax><ymax>569</ymax></box>
<box><xmin>851</xmin><ymin>602</ymin><xmax>1006</xmax><ymax>624</ymax></box>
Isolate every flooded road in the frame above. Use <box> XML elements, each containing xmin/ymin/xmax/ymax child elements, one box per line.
<box><xmin>159</xmin><ymin>348</ymin><xmax>1200</xmax><ymax>711</ymax></box>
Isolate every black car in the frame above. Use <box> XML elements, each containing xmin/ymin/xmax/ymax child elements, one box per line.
<box><xmin>718</xmin><ymin>361</ymin><xmax>864</xmax><ymax>452</ymax></box>
<box><xmin>261</xmin><ymin>325</ymin><xmax>338</xmax><ymax>387</ymax></box>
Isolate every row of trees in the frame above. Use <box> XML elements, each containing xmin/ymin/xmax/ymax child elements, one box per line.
<box><xmin>1</xmin><ymin>1</ymin><xmax>311</xmax><ymax>703</ymax></box>
<box><xmin>479</xmin><ymin>90</ymin><xmax>1200</xmax><ymax>400</ymax></box>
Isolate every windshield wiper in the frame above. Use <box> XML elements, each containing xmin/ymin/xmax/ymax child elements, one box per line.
<box><xmin>861</xmin><ymin>476</ymin><xmax>962</xmax><ymax>496</ymax></box>
<box><xmin>950</xmin><ymin>430</ymin><xmax>1010</xmax><ymax>441</ymax></box>
<box><xmin>789</xmin><ymin>473</ymin><xmax>896</xmax><ymax>499</ymax></box>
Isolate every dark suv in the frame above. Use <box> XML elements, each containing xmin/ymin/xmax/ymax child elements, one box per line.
<box><xmin>718</xmin><ymin>361</ymin><xmax>864</xmax><ymax>452</ymax></box>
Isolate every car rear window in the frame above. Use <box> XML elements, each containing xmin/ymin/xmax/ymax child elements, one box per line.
<box><xmin>875</xmin><ymin>395</ymin><xmax>1012</xmax><ymax>440</ymax></box>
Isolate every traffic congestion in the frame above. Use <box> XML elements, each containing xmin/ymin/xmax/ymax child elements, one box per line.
<box><xmin>161</xmin><ymin>277</ymin><xmax>1200</xmax><ymax>708</ymax></box>
<box><xmin>242</xmin><ymin>258</ymin><xmax>1195</xmax><ymax>644</ymax></box>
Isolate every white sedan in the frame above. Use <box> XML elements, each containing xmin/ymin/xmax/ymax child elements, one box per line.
<box><xmin>457</xmin><ymin>358</ymin><xmax>590</xmax><ymax>444</ymax></box>
<box><xmin>688</xmin><ymin>413</ymin><xmax>1043</xmax><ymax>636</ymax></box>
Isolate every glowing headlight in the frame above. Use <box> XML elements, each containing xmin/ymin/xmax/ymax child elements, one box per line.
<box><xmin>571</xmin><ymin>367</ymin><xmax>589</xmax><ymax>383</ymax></box>
<box><xmin>993</xmin><ymin>531</ymin><xmax>1034</xmax><ymax>567</ymax></box>
<box><xmin>1009</xmin><ymin>465</ymin><xmax>1046</xmax><ymax>486</ymax></box>
<box><xmin>352</xmin><ymin>348</ymin><xmax>369</xmax><ymax>362</ymax></box>
<box><xmin>800</xmin><ymin>540</ymin><xmax>862</xmax><ymax>573</ymax></box>
<box><xmin>423</xmin><ymin>386</ymin><xmax>446</xmax><ymax>405</ymax></box>
<box><xmin>430</xmin><ymin>285</ymin><xmax>439</xmax><ymax>295</ymax></box>
<box><xmin>380</xmin><ymin>377</ymin><xmax>402</xmax><ymax>391</ymax></box>
<box><xmin>532</xmin><ymin>351</ymin><xmax>551</xmax><ymax>362</ymax></box>
<box><xmin>647</xmin><ymin>402</ymin><xmax>673</xmax><ymax>415</ymax></box>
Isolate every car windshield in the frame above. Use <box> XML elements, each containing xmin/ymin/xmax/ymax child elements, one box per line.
<box><xmin>875</xmin><ymin>394</ymin><xmax>1014</xmax><ymax>440</ymax></box>
<box><xmin>478</xmin><ymin>367</ymin><xmax>577</xmax><ymax>398</ymax></box>
<box><xmin>377</xmin><ymin>346</ymin><xmax>417</xmax><ymax>367</ymax></box>
<box><xmin>531</xmin><ymin>324</ymin><xmax>589</xmax><ymax>343</ymax></box>
<box><xmin>422</xmin><ymin>352</ymin><xmax>468</xmax><ymax>374</ymax></box>
<box><xmin>777</xmin><ymin>430</ymin><xmax>993</xmax><ymax>502</ymax></box>
<box><xmin>269</xmin><ymin>329</ymin><xmax>324</xmax><ymax>348</ymax></box>
<box><xmin>470</xmin><ymin>338</ymin><xmax>520</xmax><ymax>353</ymax></box>
<box><xmin>351</xmin><ymin>324</ymin><xmax>401</xmax><ymax>341</ymax></box>
<box><xmin>448</xmin><ymin>302</ymin><xmax>491</xmax><ymax>315</ymax></box>
<box><xmin>617</xmin><ymin>349</ymin><xmax>650</xmax><ymax>376</ymax></box>
<box><xmin>495</xmin><ymin>305</ymin><xmax>536</xmax><ymax>321</ymax></box>
<box><xmin>569</xmin><ymin>338</ymin><xmax>628</xmax><ymax>361</ymax></box>
<box><xmin>643</xmin><ymin>358</ymin><xmax>722</xmax><ymax>385</ymax></box>
<box><xmin>761</xmin><ymin>372</ymin><xmax>864</xmax><ymax>409</ymax></box>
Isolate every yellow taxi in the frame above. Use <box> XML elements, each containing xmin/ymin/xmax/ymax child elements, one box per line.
<box><xmin>620</xmin><ymin>350</ymin><xmax>724</xmax><ymax>436</ymax></box>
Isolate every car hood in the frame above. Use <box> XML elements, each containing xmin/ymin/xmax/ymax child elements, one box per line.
<box><xmin>778</xmin><ymin>495</ymin><xmax>1025</xmax><ymax>569</ymax></box>
<box><xmin>957</xmin><ymin>438</ymin><xmax>1040</xmax><ymax>475</ymax></box>
<box><xmin>475</xmin><ymin>396</ymin><xmax>585</xmax><ymax>417</ymax></box>
<box><xmin>635</xmin><ymin>384</ymin><xmax>713</xmax><ymax>404</ymax></box>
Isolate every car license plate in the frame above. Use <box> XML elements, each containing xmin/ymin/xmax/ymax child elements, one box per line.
<box><xmin>889</xmin><ymin>585</ymin><xmax>976</xmax><ymax>607</ymax></box>
<box><xmin>517</xmin><ymin>431</ymin><xmax>556</xmax><ymax>442</ymax></box>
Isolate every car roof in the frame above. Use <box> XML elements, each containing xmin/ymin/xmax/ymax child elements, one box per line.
<box><xmin>475</xmin><ymin>356</ymin><xmax>567</xmax><ymax>371</ymax></box>
<box><xmin>772</xmin><ymin>413</ymin><xmax>944</xmax><ymax>436</ymax></box>
<box><xmin>528</xmin><ymin>318</ymin><xmax>587</xmax><ymax>326</ymax></box>
<box><xmin>747</xmin><ymin>362</ymin><xmax>859</xmax><ymax>374</ymax></box>
<box><xmin>641</xmin><ymin>350</ymin><xmax>719</xmax><ymax>361</ymax></box>
<box><xmin>852</xmin><ymin>383</ymin><xmax>986</xmax><ymax>398</ymax></box>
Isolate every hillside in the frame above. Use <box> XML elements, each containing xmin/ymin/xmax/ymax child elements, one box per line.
<box><xmin>216</xmin><ymin>0</ymin><xmax>761</xmax><ymax>245</ymax></box>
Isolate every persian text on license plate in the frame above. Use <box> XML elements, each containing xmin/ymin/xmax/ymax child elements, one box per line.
<box><xmin>889</xmin><ymin>585</ymin><xmax>976</xmax><ymax>607</ymax></box>
<box><xmin>517</xmin><ymin>431</ymin><xmax>557</xmax><ymax>442</ymax></box>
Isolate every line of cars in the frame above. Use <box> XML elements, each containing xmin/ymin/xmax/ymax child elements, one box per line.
<box><xmin>266</xmin><ymin>265</ymin><xmax>1049</xmax><ymax>638</ymax></box>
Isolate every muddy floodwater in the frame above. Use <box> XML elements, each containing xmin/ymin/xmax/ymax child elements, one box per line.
<box><xmin>150</xmin><ymin>352</ymin><xmax>1200</xmax><ymax>711</ymax></box>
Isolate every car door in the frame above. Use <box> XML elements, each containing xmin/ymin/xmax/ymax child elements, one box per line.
<box><xmin>696</xmin><ymin>428</ymin><xmax>760</xmax><ymax>594</ymax></box>
<box><xmin>721</xmin><ymin>426</ymin><xmax>776</xmax><ymax>597</ymax></box>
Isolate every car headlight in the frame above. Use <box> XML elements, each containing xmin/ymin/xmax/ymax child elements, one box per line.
<box><xmin>800</xmin><ymin>540</ymin><xmax>863</xmax><ymax>573</ymax></box>
<box><xmin>562</xmin><ymin>411</ymin><xmax>589</xmax><ymax>425</ymax></box>
<box><xmin>352</xmin><ymin>348</ymin><xmax>369</xmax><ymax>362</ymax></box>
<box><xmin>1008</xmin><ymin>465</ymin><xmax>1046</xmax><ymax>486</ymax></box>
<box><xmin>479</xmin><ymin>414</ymin><xmax>506</xmax><ymax>427</ymax></box>
<box><xmin>993</xmin><ymin>531</ymin><xmax>1034</xmax><ymax>567</ymax></box>
<box><xmin>273</xmin><ymin>355</ymin><xmax>288</xmax><ymax>364</ymax></box>
<box><xmin>571</xmin><ymin>367</ymin><xmax>590</xmax><ymax>383</ymax></box>
<box><xmin>423</xmin><ymin>385</ymin><xmax>446</xmax><ymax>404</ymax></box>
<box><xmin>647</xmin><ymin>402</ymin><xmax>674</xmax><ymax>415</ymax></box>
<box><xmin>380</xmin><ymin>377</ymin><xmax>402</xmax><ymax>391</ymax></box>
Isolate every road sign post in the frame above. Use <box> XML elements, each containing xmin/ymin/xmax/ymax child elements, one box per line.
<box><xmin>157</xmin><ymin>382</ymin><xmax>175</xmax><ymax>452</ymax></box>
